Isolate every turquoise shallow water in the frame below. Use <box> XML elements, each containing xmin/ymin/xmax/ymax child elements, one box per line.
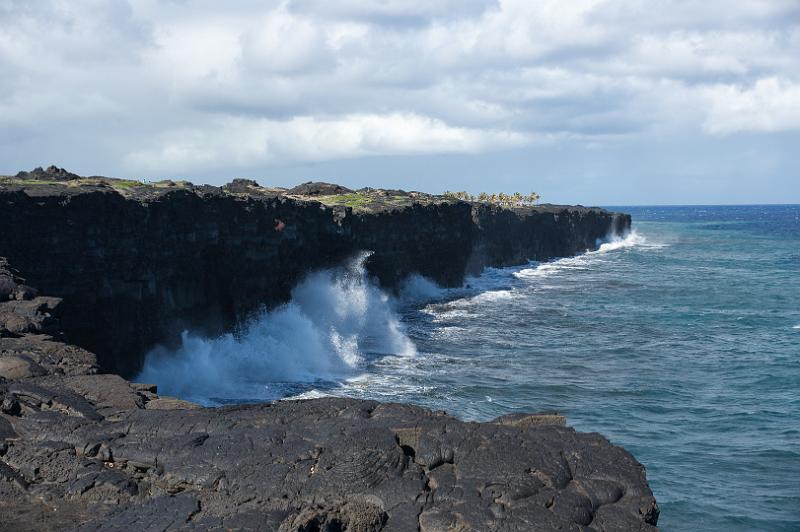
<box><xmin>142</xmin><ymin>205</ymin><xmax>800</xmax><ymax>531</ymax></box>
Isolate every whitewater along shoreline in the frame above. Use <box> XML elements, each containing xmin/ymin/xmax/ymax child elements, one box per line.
<box><xmin>0</xmin><ymin>167</ymin><xmax>658</xmax><ymax>530</ymax></box>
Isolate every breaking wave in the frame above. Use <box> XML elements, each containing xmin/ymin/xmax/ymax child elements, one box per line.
<box><xmin>136</xmin><ymin>231</ymin><xmax>657</xmax><ymax>405</ymax></box>
<box><xmin>398</xmin><ymin>274</ymin><xmax>445</xmax><ymax>304</ymax></box>
<box><xmin>136</xmin><ymin>252</ymin><xmax>416</xmax><ymax>405</ymax></box>
<box><xmin>514</xmin><ymin>230</ymin><xmax>659</xmax><ymax>280</ymax></box>
<box><xmin>595</xmin><ymin>230</ymin><xmax>647</xmax><ymax>252</ymax></box>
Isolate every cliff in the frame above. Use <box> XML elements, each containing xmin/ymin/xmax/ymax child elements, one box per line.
<box><xmin>0</xmin><ymin>170</ymin><xmax>629</xmax><ymax>378</ymax></box>
<box><xmin>0</xmin><ymin>169</ymin><xmax>656</xmax><ymax>531</ymax></box>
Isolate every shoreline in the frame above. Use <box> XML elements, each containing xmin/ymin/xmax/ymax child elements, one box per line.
<box><xmin>0</xmin><ymin>168</ymin><xmax>657</xmax><ymax>530</ymax></box>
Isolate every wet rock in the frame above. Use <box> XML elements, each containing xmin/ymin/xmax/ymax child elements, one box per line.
<box><xmin>0</xmin><ymin>295</ymin><xmax>659</xmax><ymax>530</ymax></box>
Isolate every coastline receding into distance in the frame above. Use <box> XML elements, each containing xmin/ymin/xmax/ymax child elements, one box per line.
<box><xmin>0</xmin><ymin>168</ymin><xmax>659</xmax><ymax>531</ymax></box>
<box><xmin>2</xmin><ymin>3</ymin><xmax>799</xmax><ymax>530</ymax></box>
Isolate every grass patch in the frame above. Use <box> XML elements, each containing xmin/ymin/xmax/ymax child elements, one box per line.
<box><xmin>0</xmin><ymin>178</ymin><xmax>64</xmax><ymax>186</ymax></box>
<box><xmin>107</xmin><ymin>179</ymin><xmax>143</xmax><ymax>190</ymax></box>
<box><xmin>0</xmin><ymin>176</ymin><xmax>146</xmax><ymax>190</ymax></box>
<box><xmin>311</xmin><ymin>191</ymin><xmax>443</xmax><ymax>212</ymax></box>
<box><xmin>315</xmin><ymin>193</ymin><xmax>375</xmax><ymax>209</ymax></box>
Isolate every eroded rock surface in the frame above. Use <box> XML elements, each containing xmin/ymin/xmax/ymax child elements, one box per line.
<box><xmin>1</xmin><ymin>376</ymin><xmax>659</xmax><ymax>531</ymax></box>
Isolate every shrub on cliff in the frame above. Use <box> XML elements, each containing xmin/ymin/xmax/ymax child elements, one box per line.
<box><xmin>444</xmin><ymin>190</ymin><xmax>541</xmax><ymax>206</ymax></box>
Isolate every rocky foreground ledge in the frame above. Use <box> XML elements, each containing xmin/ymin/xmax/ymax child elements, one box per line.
<box><xmin>0</xmin><ymin>262</ymin><xmax>658</xmax><ymax>531</ymax></box>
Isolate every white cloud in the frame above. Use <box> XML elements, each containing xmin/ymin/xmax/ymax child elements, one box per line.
<box><xmin>703</xmin><ymin>78</ymin><xmax>800</xmax><ymax>135</ymax></box>
<box><xmin>124</xmin><ymin>113</ymin><xmax>530</xmax><ymax>172</ymax></box>
<box><xmin>0</xmin><ymin>0</ymin><xmax>798</xmax><ymax>175</ymax></box>
<box><xmin>240</xmin><ymin>7</ymin><xmax>334</xmax><ymax>74</ymax></box>
<box><xmin>287</xmin><ymin>0</ymin><xmax>494</xmax><ymax>22</ymax></box>
<box><xmin>147</xmin><ymin>22</ymin><xmax>241</xmax><ymax>84</ymax></box>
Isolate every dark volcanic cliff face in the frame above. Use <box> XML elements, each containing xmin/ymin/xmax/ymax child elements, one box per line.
<box><xmin>0</xmin><ymin>178</ymin><xmax>655</xmax><ymax>531</ymax></box>
<box><xmin>0</xmin><ymin>181</ymin><xmax>629</xmax><ymax>377</ymax></box>
<box><xmin>0</xmin><ymin>186</ymin><xmax>352</xmax><ymax>376</ymax></box>
<box><xmin>350</xmin><ymin>202</ymin><xmax>475</xmax><ymax>288</ymax></box>
<box><xmin>469</xmin><ymin>203</ymin><xmax>629</xmax><ymax>273</ymax></box>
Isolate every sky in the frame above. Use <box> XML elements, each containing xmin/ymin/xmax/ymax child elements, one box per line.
<box><xmin>1</xmin><ymin>0</ymin><xmax>799</xmax><ymax>205</ymax></box>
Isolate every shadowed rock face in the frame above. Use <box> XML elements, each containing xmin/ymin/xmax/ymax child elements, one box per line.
<box><xmin>468</xmin><ymin>204</ymin><xmax>630</xmax><ymax>273</ymax></box>
<box><xmin>0</xmin><ymin>173</ymin><xmax>629</xmax><ymax>378</ymax></box>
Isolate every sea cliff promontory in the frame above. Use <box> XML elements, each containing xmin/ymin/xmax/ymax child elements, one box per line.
<box><xmin>0</xmin><ymin>167</ymin><xmax>656</xmax><ymax>531</ymax></box>
<box><xmin>0</xmin><ymin>166</ymin><xmax>629</xmax><ymax>378</ymax></box>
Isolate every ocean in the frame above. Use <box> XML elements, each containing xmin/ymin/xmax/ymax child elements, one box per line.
<box><xmin>138</xmin><ymin>204</ymin><xmax>800</xmax><ymax>531</ymax></box>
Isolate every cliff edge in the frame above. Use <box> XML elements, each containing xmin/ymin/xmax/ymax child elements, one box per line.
<box><xmin>0</xmin><ymin>168</ymin><xmax>656</xmax><ymax>529</ymax></box>
<box><xmin>0</xmin><ymin>169</ymin><xmax>629</xmax><ymax>377</ymax></box>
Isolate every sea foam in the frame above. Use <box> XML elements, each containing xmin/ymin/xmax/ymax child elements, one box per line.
<box><xmin>399</xmin><ymin>273</ymin><xmax>445</xmax><ymax>304</ymax></box>
<box><xmin>594</xmin><ymin>230</ymin><xmax>649</xmax><ymax>253</ymax></box>
<box><xmin>136</xmin><ymin>252</ymin><xmax>416</xmax><ymax>405</ymax></box>
<box><xmin>514</xmin><ymin>230</ymin><xmax>657</xmax><ymax>280</ymax></box>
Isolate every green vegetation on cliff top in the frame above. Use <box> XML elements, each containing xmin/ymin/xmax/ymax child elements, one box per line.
<box><xmin>306</xmin><ymin>189</ymin><xmax>458</xmax><ymax>213</ymax></box>
<box><xmin>0</xmin><ymin>175</ymin><xmax>193</xmax><ymax>194</ymax></box>
<box><xmin>2</xmin><ymin>170</ymin><xmax>542</xmax><ymax>212</ymax></box>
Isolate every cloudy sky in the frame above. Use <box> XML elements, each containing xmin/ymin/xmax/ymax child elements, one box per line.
<box><xmin>1</xmin><ymin>0</ymin><xmax>798</xmax><ymax>204</ymax></box>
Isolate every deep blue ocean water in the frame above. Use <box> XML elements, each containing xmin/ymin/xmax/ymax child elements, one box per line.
<box><xmin>140</xmin><ymin>204</ymin><xmax>800</xmax><ymax>531</ymax></box>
